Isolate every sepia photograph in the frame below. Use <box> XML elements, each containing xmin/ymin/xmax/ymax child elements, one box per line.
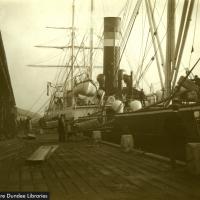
<box><xmin>0</xmin><ymin>0</ymin><xmax>200</xmax><ymax>199</ymax></box>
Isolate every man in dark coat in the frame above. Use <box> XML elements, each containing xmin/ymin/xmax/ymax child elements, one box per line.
<box><xmin>25</xmin><ymin>116</ymin><xmax>32</xmax><ymax>135</ymax></box>
<box><xmin>58</xmin><ymin>114</ymin><xmax>66</xmax><ymax>142</ymax></box>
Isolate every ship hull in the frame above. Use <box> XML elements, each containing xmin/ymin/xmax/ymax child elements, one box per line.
<box><xmin>102</xmin><ymin>104</ymin><xmax>200</xmax><ymax>161</ymax></box>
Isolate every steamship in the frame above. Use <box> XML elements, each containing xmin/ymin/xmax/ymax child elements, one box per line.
<box><xmin>33</xmin><ymin>0</ymin><xmax>109</xmax><ymax>130</ymax></box>
<box><xmin>99</xmin><ymin>0</ymin><xmax>200</xmax><ymax>161</ymax></box>
<box><xmin>76</xmin><ymin>0</ymin><xmax>200</xmax><ymax>161</ymax></box>
<box><xmin>34</xmin><ymin>0</ymin><xmax>200</xmax><ymax>161</ymax></box>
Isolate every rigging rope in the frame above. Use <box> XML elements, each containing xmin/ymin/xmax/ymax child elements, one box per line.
<box><xmin>32</xmin><ymin>52</ymin><xmax>64</xmax><ymax>65</ymax></box>
<box><xmin>188</xmin><ymin>0</ymin><xmax>199</xmax><ymax>69</ymax></box>
<box><xmin>136</xmin><ymin>29</ymin><xmax>168</xmax><ymax>87</ymax></box>
<box><xmin>135</xmin><ymin>0</ymin><xmax>157</xmax><ymax>86</ymax></box>
<box><xmin>54</xmin><ymin>40</ymin><xmax>71</xmax><ymax>85</ymax></box>
<box><xmin>116</xmin><ymin>0</ymin><xmax>142</xmax><ymax>81</ymax></box>
<box><xmin>137</xmin><ymin>1</ymin><xmax>145</xmax><ymax>70</ymax></box>
<box><xmin>32</xmin><ymin>97</ymin><xmax>51</xmax><ymax>118</ymax></box>
<box><xmin>140</xmin><ymin>0</ymin><xmax>167</xmax><ymax>68</ymax></box>
<box><xmin>24</xmin><ymin>87</ymin><xmax>47</xmax><ymax>116</ymax></box>
<box><xmin>135</xmin><ymin>0</ymin><xmax>177</xmax><ymax>89</ymax></box>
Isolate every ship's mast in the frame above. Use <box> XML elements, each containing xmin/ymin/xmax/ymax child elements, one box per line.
<box><xmin>89</xmin><ymin>0</ymin><xmax>94</xmax><ymax>78</ymax></box>
<box><xmin>71</xmin><ymin>0</ymin><xmax>75</xmax><ymax>106</ymax></box>
<box><xmin>165</xmin><ymin>0</ymin><xmax>175</xmax><ymax>97</ymax></box>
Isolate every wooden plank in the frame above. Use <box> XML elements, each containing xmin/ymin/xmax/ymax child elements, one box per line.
<box><xmin>75</xmin><ymin>145</ymin><xmax>189</xmax><ymax>199</ymax></box>
<box><xmin>55</xmin><ymin>147</ymin><xmax>103</xmax><ymax>199</ymax></box>
<box><xmin>71</xmin><ymin>146</ymin><xmax>143</xmax><ymax>199</ymax></box>
<box><xmin>41</xmin><ymin>162</ymin><xmax>68</xmax><ymax>200</ymax></box>
<box><xmin>48</xmin><ymin>157</ymin><xmax>82</xmax><ymax>196</ymax></box>
<box><xmin>95</xmin><ymin>144</ymin><xmax>199</xmax><ymax>199</ymax></box>
<box><xmin>75</xmin><ymin>148</ymin><xmax>143</xmax><ymax>193</ymax></box>
<box><xmin>1</xmin><ymin>135</ymin><xmax>200</xmax><ymax>199</ymax></box>
<box><xmin>27</xmin><ymin>145</ymin><xmax>58</xmax><ymax>162</ymax></box>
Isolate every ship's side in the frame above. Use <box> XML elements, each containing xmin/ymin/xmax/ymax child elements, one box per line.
<box><xmin>101</xmin><ymin>104</ymin><xmax>200</xmax><ymax>161</ymax></box>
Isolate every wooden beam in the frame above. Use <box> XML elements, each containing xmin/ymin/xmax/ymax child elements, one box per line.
<box><xmin>26</xmin><ymin>145</ymin><xmax>58</xmax><ymax>163</ymax></box>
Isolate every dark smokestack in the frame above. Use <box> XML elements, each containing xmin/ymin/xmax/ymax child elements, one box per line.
<box><xmin>103</xmin><ymin>17</ymin><xmax>121</xmax><ymax>96</ymax></box>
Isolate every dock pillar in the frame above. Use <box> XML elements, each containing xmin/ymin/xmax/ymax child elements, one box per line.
<box><xmin>186</xmin><ymin>143</ymin><xmax>200</xmax><ymax>175</ymax></box>
<box><xmin>121</xmin><ymin>135</ymin><xmax>134</xmax><ymax>152</ymax></box>
<box><xmin>92</xmin><ymin>130</ymin><xmax>102</xmax><ymax>144</ymax></box>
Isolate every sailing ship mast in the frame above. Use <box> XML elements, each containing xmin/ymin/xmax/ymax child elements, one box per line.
<box><xmin>89</xmin><ymin>0</ymin><xmax>94</xmax><ymax>78</ymax></box>
<box><xmin>165</xmin><ymin>0</ymin><xmax>175</xmax><ymax>97</ymax></box>
<box><xmin>71</xmin><ymin>0</ymin><xmax>75</xmax><ymax>106</ymax></box>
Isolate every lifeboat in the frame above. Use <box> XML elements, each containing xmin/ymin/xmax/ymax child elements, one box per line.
<box><xmin>129</xmin><ymin>100</ymin><xmax>142</xmax><ymax>111</ymax></box>
<box><xmin>74</xmin><ymin>80</ymin><xmax>97</xmax><ymax>97</ymax></box>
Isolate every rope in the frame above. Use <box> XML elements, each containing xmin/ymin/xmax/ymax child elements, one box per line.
<box><xmin>135</xmin><ymin>0</ymin><xmax>157</xmax><ymax>85</ymax></box>
<box><xmin>24</xmin><ymin>87</ymin><xmax>47</xmax><ymax>117</ymax></box>
<box><xmin>136</xmin><ymin>28</ymin><xmax>168</xmax><ymax>87</ymax></box>
<box><xmin>137</xmin><ymin>1</ymin><xmax>145</xmax><ymax>69</ymax></box>
<box><xmin>188</xmin><ymin>0</ymin><xmax>199</xmax><ymax>68</ymax></box>
<box><xmin>32</xmin><ymin>52</ymin><xmax>64</xmax><ymax>65</ymax></box>
<box><xmin>32</xmin><ymin>97</ymin><xmax>51</xmax><ymax>118</ymax></box>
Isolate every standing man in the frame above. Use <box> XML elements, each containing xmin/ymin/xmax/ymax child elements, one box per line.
<box><xmin>58</xmin><ymin>114</ymin><xmax>66</xmax><ymax>142</ymax></box>
<box><xmin>25</xmin><ymin>116</ymin><xmax>32</xmax><ymax>135</ymax></box>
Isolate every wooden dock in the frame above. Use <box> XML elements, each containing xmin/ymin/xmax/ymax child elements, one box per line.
<box><xmin>0</xmin><ymin>134</ymin><xmax>200</xmax><ymax>200</ymax></box>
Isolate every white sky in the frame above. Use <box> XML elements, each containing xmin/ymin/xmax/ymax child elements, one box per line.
<box><xmin>1</xmin><ymin>0</ymin><xmax>200</xmax><ymax>113</ymax></box>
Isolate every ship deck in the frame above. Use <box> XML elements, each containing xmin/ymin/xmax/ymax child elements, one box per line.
<box><xmin>0</xmin><ymin>133</ymin><xmax>200</xmax><ymax>200</ymax></box>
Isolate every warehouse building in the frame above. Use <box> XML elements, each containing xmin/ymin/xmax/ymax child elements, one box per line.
<box><xmin>0</xmin><ymin>32</ymin><xmax>16</xmax><ymax>139</ymax></box>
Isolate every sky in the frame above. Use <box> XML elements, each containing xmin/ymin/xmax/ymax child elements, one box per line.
<box><xmin>1</xmin><ymin>0</ymin><xmax>200</xmax><ymax>114</ymax></box>
<box><xmin>0</xmin><ymin>0</ymin><xmax>125</xmax><ymax>113</ymax></box>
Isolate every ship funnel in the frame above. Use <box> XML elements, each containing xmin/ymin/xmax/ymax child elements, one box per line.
<box><xmin>103</xmin><ymin>17</ymin><xmax>121</xmax><ymax>96</ymax></box>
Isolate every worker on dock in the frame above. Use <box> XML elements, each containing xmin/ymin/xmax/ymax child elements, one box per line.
<box><xmin>25</xmin><ymin>116</ymin><xmax>32</xmax><ymax>135</ymax></box>
<box><xmin>66</xmin><ymin>121</ymin><xmax>75</xmax><ymax>141</ymax></box>
<box><xmin>58</xmin><ymin>114</ymin><xmax>66</xmax><ymax>142</ymax></box>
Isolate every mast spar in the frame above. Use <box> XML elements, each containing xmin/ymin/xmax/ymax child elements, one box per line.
<box><xmin>89</xmin><ymin>0</ymin><xmax>94</xmax><ymax>78</ymax></box>
<box><xmin>71</xmin><ymin>0</ymin><xmax>75</xmax><ymax>106</ymax></box>
<box><xmin>165</xmin><ymin>0</ymin><xmax>175</xmax><ymax>98</ymax></box>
